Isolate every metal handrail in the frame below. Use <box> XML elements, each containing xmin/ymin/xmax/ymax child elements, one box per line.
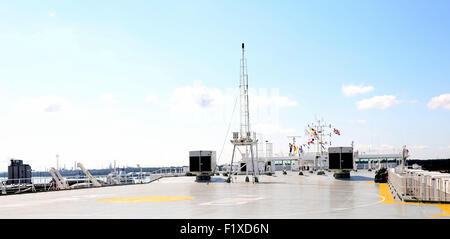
<box><xmin>0</xmin><ymin>167</ymin><xmax>187</xmax><ymax>196</ymax></box>
<box><xmin>388</xmin><ymin>168</ymin><xmax>450</xmax><ymax>203</ymax></box>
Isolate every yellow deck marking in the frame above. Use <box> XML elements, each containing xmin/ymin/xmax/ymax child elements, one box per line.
<box><xmin>378</xmin><ymin>183</ymin><xmax>450</xmax><ymax>218</ymax></box>
<box><xmin>429</xmin><ymin>205</ymin><xmax>450</xmax><ymax>218</ymax></box>
<box><xmin>96</xmin><ymin>196</ymin><xmax>194</xmax><ymax>203</ymax></box>
<box><xmin>366</xmin><ymin>181</ymin><xmax>375</xmax><ymax>184</ymax></box>
<box><xmin>379</xmin><ymin>183</ymin><xmax>396</xmax><ymax>203</ymax></box>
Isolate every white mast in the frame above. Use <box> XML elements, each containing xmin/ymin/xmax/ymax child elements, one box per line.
<box><xmin>240</xmin><ymin>43</ymin><xmax>250</xmax><ymax>139</ymax></box>
<box><xmin>229</xmin><ymin>43</ymin><xmax>259</xmax><ymax>183</ymax></box>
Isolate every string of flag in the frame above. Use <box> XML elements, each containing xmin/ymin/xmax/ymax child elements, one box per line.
<box><xmin>291</xmin><ymin>126</ymin><xmax>342</xmax><ymax>152</ymax></box>
<box><xmin>289</xmin><ymin>143</ymin><xmax>303</xmax><ymax>156</ymax></box>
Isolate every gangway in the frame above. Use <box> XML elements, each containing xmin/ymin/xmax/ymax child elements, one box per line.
<box><xmin>49</xmin><ymin>167</ymin><xmax>69</xmax><ymax>189</ymax></box>
<box><xmin>77</xmin><ymin>163</ymin><xmax>102</xmax><ymax>187</ymax></box>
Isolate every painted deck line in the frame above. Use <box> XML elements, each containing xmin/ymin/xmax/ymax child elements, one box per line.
<box><xmin>96</xmin><ymin>196</ymin><xmax>194</xmax><ymax>203</ymax></box>
<box><xmin>378</xmin><ymin>183</ymin><xmax>450</xmax><ymax>218</ymax></box>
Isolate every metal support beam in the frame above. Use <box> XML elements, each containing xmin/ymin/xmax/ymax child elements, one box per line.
<box><xmin>77</xmin><ymin>163</ymin><xmax>101</xmax><ymax>187</ymax></box>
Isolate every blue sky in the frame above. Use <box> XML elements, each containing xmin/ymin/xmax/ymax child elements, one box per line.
<box><xmin>0</xmin><ymin>1</ymin><xmax>449</xmax><ymax>170</ymax></box>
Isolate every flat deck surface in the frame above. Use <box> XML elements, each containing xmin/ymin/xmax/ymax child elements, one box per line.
<box><xmin>0</xmin><ymin>170</ymin><xmax>448</xmax><ymax>219</ymax></box>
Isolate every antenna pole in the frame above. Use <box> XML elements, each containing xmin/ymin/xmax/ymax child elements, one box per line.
<box><xmin>230</xmin><ymin>43</ymin><xmax>259</xmax><ymax>183</ymax></box>
<box><xmin>240</xmin><ymin>43</ymin><xmax>250</xmax><ymax>139</ymax></box>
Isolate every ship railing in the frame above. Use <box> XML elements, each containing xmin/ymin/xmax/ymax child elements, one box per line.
<box><xmin>388</xmin><ymin>169</ymin><xmax>450</xmax><ymax>203</ymax></box>
<box><xmin>64</xmin><ymin>175</ymin><xmax>98</xmax><ymax>187</ymax></box>
<box><xmin>0</xmin><ymin>177</ymin><xmax>37</xmax><ymax>194</ymax></box>
<box><xmin>388</xmin><ymin>169</ymin><xmax>407</xmax><ymax>199</ymax></box>
<box><xmin>145</xmin><ymin>167</ymin><xmax>186</xmax><ymax>182</ymax></box>
<box><xmin>0</xmin><ymin>174</ymin><xmax>152</xmax><ymax>193</ymax></box>
<box><xmin>0</xmin><ymin>168</ymin><xmax>187</xmax><ymax>194</ymax></box>
<box><xmin>148</xmin><ymin>167</ymin><xmax>186</xmax><ymax>176</ymax></box>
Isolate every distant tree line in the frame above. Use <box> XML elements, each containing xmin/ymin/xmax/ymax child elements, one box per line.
<box><xmin>406</xmin><ymin>159</ymin><xmax>450</xmax><ymax>172</ymax></box>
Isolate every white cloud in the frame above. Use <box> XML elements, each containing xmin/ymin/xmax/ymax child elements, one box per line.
<box><xmin>427</xmin><ymin>93</ymin><xmax>450</xmax><ymax>110</ymax></box>
<box><xmin>410</xmin><ymin>99</ymin><xmax>419</xmax><ymax>104</ymax></box>
<box><xmin>253</xmin><ymin>123</ymin><xmax>296</xmax><ymax>135</ymax></box>
<box><xmin>251</xmin><ymin>93</ymin><xmax>297</xmax><ymax>108</ymax></box>
<box><xmin>170</xmin><ymin>85</ymin><xmax>227</xmax><ymax>113</ymax></box>
<box><xmin>412</xmin><ymin>145</ymin><xmax>428</xmax><ymax>150</ymax></box>
<box><xmin>145</xmin><ymin>93</ymin><xmax>158</xmax><ymax>104</ymax></box>
<box><xmin>348</xmin><ymin>119</ymin><xmax>366</xmax><ymax>125</ymax></box>
<box><xmin>356</xmin><ymin>95</ymin><xmax>401</xmax><ymax>110</ymax></box>
<box><xmin>11</xmin><ymin>95</ymin><xmax>70</xmax><ymax>114</ymax></box>
<box><xmin>48</xmin><ymin>12</ymin><xmax>56</xmax><ymax>17</ymax></box>
<box><xmin>99</xmin><ymin>93</ymin><xmax>115</xmax><ymax>103</ymax></box>
<box><xmin>170</xmin><ymin>84</ymin><xmax>297</xmax><ymax>114</ymax></box>
<box><xmin>342</xmin><ymin>84</ymin><xmax>374</xmax><ymax>96</ymax></box>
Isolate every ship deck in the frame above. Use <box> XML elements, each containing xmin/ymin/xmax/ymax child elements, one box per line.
<box><xmin>0</xmin><ymin>170</ymin><xmax>449</xmax><ymax>219</ymax></box>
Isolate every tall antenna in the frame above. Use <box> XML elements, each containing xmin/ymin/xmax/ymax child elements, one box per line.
<box><xmin>240</xmin><ymin>43</ymin><xmax>250</xmax><ymax>138</ymax></box>
<box><xmin>229</xmin><ymin>43</ymin><xmax>259</xmax><ymax>184</ymax></box>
